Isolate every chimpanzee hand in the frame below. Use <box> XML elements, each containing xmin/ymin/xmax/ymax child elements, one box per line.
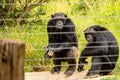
<box><xmin>44</xmin><ymin>46</ymin><xmax>54</xmax><ymax>58</ymax></box>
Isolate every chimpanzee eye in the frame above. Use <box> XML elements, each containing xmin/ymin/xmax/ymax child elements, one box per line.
<box><xmin>57</xmin><ymin>20</ymin><xmax>63</xmax><ymax>25</ymax></box>
<box><xmin>60</xmin><ymin>19</ymin><xmax>66</xmax><ymax>24</ymax></box>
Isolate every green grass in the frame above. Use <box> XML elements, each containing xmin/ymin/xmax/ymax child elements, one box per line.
<box><xmin>101</xmin><ymin>77</ymin><xmax>116</xmax><ymax>80</ymax></box>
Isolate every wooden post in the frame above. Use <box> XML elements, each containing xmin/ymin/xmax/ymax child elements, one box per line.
<box><xmin>0</xmin><ymin>39</ymin><xmax>25</xmax><ymax>80</ymax></box>
<box><xmin>0</xmin><ymin>40</ymin><xmax>2</xmax><ymax>80</ymax></box>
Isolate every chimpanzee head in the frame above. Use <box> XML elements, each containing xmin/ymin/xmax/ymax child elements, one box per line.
<box><xmin>50</xmin><ymin>12</ymin><xmax>68</xmax><ymax>30</ymax></box>
<box><xmin>84</xmin><ymin>25</ymin><xmax>106</xmax><ymax>42</ymax></box>
<box><xmin>84</xmin><ymin>26</ymin><xmax>97</xmax><ymax>42</ymax></box>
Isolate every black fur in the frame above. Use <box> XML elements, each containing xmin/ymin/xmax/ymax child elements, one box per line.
<box><xmin>45</xmin><ymin>12</ymin><xmax>78</xmax><ymax>75</ymax></box>
<box><xmin>78</xmin><ymin>25</ymin><xmax>119</xmax><ymax>77</ymax></box>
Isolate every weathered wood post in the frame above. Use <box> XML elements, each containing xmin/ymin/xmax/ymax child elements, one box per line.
<box><xmin>0</xmin><ymin>39</ymin><xmax>25</xmax><ymax>80</ymax></box>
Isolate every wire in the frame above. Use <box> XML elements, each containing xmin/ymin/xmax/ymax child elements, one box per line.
<box><xmin>25</xmin><ymin>45</ymin><xmax>119</xmax><ymax>51</ymax></box>
<box><xmin>0</xmin><ymin>2</ymin><xmax>112</xmax><ymax>5</ymax></box>
<box><xmin>1</xmin><ymin>16</ymin><xmax>120</xmax><ymax>21</ymax></box>
<box><xmin>25</xmin><ymin>54</ymin><xmax>119</xmax><ymax>61</ymax></box>
<box><xmin>24</xmin><ymin>61</ymin><xmax>117</xmax><ymax>69</ymax></box>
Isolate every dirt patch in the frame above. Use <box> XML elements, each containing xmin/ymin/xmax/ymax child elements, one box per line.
<box><xmin>25</xmin><ymin>71</ymin><xmax>112</xmax><ymax>80</ymax></box>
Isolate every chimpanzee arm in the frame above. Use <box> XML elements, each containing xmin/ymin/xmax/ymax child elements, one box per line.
<box><xmin>81</xmin><ymin>43</ymin><xmax>108</xmax><ymax>56</ymax></box>
<box><xmin>66</xmin><ymin>34</ymin><xmax>78</xmax><ymax>47</ymax></box>
<box><xmin>52</xmin><ymin>42</ymin><xmax>72</xmax><ymax>53</ymax></box>
<box><xmin>47</xmin><ymin>19</ymin><xmax>56</xmax><ymax>44</ymax></box>
<box><xmin>48</xmin><ymin>34</ymin><xmax>77</xmax><ymax>54</ymax></box>
<box><xmin>64</xmin><ymin>19</ymin><xmax>78</xmax><ymax>47</ymax></box>
<box><xmin>79</xmin><ymin>46</ymin><xmax>108</xmax><ymax>65</ymax></box>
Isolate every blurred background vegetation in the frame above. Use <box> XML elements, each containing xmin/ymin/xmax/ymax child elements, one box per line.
<box><xmin>0</xmin><ymin>0</ymin><xmax>120</xmax><ymax>79</ymax></box>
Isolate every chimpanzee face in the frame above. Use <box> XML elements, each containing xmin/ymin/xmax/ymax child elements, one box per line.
<box><xmin>85</xmin><ymin>33</ymin><xmax>95</xmax><ymax>42</ymax></box>
<box><xmin>51</xmin><ymin>19</ymin><xmax>66</xmax><ymax>30</ymax></box>
<box><xmin>84</xmin><ymin>28</ymin><xmax>96</xmax><ymax>42</ymax></box>
<box><xmin>51</xmin><ymin>12</ymin><xmax>68</xmax><ymax>30</ymax></box>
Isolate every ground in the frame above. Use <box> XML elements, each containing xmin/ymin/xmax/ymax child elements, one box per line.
<box><xmin>25</xmin><ymin>71</ymin><xmax>112</xmax><ymax>80</ymax></box>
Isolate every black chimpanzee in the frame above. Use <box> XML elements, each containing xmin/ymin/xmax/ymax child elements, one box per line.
<box><xmin>44</xmin><ymin>12</ymin><xmax>78</xmax><ymax>75</ymax></box>
<box><xmin>78</xmin><ymin>25</ymin><xmax>119</xmax><ymax>78</ymax></box>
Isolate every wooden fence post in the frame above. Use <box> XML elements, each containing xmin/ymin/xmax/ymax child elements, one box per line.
<box><xmin>0</xmin><ymin>40</ymin><xmax>2</xmax><ymax>80</ymax></box>
<box><xmin>0</xmin><ymin>39</ymin><xmax>25</xmax><ymax>80</ymax></box>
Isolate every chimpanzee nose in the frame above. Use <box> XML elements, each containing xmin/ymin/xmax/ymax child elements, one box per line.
<box><xmin>57</xmin><ymin>21</ymin><xmax>63</xmax><ymax>25</ymax></box>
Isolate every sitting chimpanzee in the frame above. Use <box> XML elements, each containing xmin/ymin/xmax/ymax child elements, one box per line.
<box><xmin>44</xmin><ymin>12</ymin><xmax>79</xmax><ymax>75</ymax></box>
<box><xmin>78</xmin><ymin>25</ymin><xmax>119</xmax><ymax>78</ymax></box>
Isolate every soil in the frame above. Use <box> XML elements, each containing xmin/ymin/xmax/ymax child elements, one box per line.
<box><xmin>25</xmin><ymin>71</ymin><xmax>112</xmax><ymax>80</ymax></box>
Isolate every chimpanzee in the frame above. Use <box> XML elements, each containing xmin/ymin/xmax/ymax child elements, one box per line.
<box><xmin>44</xmin><ymin>12</ymin><xmax>78</xmax><ymax>75</ymax></box>
<box><xmin>78</xmin><ymin>25</ymin><xmax>119</xmax><ymax>78</ymax></box>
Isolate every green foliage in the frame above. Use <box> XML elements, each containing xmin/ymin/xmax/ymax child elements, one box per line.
<box><xmin>101</xmin><ymin>77</ymin><xmax>116</xmax><ymax>80</ymax></box>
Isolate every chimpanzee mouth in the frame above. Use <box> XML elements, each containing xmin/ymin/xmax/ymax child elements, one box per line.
<box><xmin>56</xmin><ymin>25</ymin><xmax>63</xmax><ymax>30</ymax></box>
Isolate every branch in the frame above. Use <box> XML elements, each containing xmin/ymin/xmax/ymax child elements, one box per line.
<box><xmin>16</xmin><ymin>0</ymin><xmax>46</xmax><ymax>26</ymax></box>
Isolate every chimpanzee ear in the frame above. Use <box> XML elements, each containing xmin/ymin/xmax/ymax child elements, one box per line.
<box><xmin>51</xmin><ymin>14</ymin><xmax>54</xmax><ymax>18</ymax></box>
<box><xmin>64</xmin><ymin>14</ymin><xmax>67</xmax><ymax>17</ymax></box>
<box><xmin>83</xmin><ymin>30</ymin><xmax>86</xmax><ymax>33</ymax></box>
